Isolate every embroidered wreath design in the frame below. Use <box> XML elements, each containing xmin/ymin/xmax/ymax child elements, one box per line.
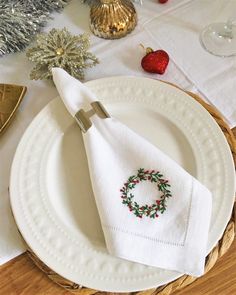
<box><xmin>120</xmin><ymin>168</ymin><xmax>172</xmax><ymax>219</ymax></box>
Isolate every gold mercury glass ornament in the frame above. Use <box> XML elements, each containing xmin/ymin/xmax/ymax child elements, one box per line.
<box><xmin>90</xmin><ymin>0</ymin><xmax>137</xmax><ymax>39</ymax></box>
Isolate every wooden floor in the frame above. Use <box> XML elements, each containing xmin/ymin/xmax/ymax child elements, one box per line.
<box><xmin>0</xmin><ymin>239</ymin><xmax>235</xmax><ymax>295</ymax></box>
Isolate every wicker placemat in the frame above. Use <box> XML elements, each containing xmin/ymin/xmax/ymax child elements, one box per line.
<box><xmin>26</xmin><ymin>89</ymin><xmax>236</xmax><ymax>295</ymax></box>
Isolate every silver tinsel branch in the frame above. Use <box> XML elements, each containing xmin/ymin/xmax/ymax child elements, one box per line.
<box><xmin>0</xmin><ymin>0</ymin><xmax>70</xmax><ymax>56</ymax></box>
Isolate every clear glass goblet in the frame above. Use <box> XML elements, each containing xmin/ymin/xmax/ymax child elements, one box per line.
<box><xmin>200</xmin><ymin>18</ymin><xmax>236</xmax><ymax>57</ymax></box>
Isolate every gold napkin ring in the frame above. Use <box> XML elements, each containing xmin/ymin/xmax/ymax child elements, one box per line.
<box><xmin>75</xmin><ymin>101</ymin><xmax>110</xmax><ymax>133</ymax></box>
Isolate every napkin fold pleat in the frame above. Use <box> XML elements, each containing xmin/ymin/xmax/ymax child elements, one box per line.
<box><xmin>52</xmin><ymin>68</ymin><xmax>212</xmax><ymax>277</ymax></box>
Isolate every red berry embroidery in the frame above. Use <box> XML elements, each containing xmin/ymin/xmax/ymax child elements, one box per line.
<box><xmin>120</xmin><ymin>168</ymin><xmax>172</xmax><ymax>219</ymax></box>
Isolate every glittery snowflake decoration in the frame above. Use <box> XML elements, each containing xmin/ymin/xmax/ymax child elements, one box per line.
<box><xmin>26</xmin><ymin>28</ymin><xmax>99</xmax><ymax>80</ymax></box>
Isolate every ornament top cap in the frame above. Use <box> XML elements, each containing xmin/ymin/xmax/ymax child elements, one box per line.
<box><xmin>101</xmin><ymin>0</ymin><xmax>119</xmax><ymax>3</ymax></box>
<box><xmin>146</xmin><ymin>47</ymin><xmax>154</xmax><ymax>54</ymax></box>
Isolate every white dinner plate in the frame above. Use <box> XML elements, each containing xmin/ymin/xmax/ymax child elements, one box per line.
<box><xmin>10</xmin><ymin>77</ymin><xmax>235</xmax><ymax>292</ymax></box>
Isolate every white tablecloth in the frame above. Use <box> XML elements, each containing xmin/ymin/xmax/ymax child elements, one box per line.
<box><xmin>0</xmin><ymin>0</ymin><xmax>235</xmax><ymax>265</ymax></box>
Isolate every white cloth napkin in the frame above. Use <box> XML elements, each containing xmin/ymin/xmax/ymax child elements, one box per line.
<box><xmin>53</xmin><ymin>68</ymin><xmax>212</xmax><ymax>276</ymax></box>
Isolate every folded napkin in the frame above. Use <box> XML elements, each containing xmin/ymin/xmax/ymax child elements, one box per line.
<box><xmin>52</xmin><ymin>68</ymin><xmax>212</xmax><ymax>277</ymax></box>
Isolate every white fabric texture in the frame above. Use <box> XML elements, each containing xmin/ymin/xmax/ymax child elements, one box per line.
<box><xmin>144</xmin><ymin>0</ymin><xmax>236</xmax><ymax>127</ymax></box>
<box><xmin>53</xmin><ymin>68</ymin><xmax>212</xmax><ymax>276</ymax></box>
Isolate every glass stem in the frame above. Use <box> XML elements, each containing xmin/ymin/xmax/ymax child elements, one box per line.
<box><xmin>220</xmin><ymin>18</ymin><xmax>236</xmax><ymax>39</ymax></box>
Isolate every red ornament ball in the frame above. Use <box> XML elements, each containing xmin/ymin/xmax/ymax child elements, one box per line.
<box><xmin>158</xmin><ymin>0</ymin><xmax>168</xmax><ymax>3</ymax></box>
<box><xmin>141</xmin><ymin>49</ymin><xmax>169</xmax><ymax>75</ymax></box>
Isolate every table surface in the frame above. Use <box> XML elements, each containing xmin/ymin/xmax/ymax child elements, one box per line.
<box><xmin>0</xmin><ymin>240</ymin><xmax>235</xmax><ymax>295</ymax></box>
<box><xmin>0</xmin><ymin>130</ymin><xmax>235</xmax><ymax>295</ymax></box>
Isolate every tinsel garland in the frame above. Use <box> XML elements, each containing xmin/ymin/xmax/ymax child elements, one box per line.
<box><xmin>0</xmin><ymin>0</ymin><xmax>70</xmax><ymax>56</ymax></box>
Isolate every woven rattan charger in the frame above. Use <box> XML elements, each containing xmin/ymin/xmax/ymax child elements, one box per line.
<box><xmin>26</xmin><ymin>85</ymin><xmax>236</xmax><ymax>295</ymax></box>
